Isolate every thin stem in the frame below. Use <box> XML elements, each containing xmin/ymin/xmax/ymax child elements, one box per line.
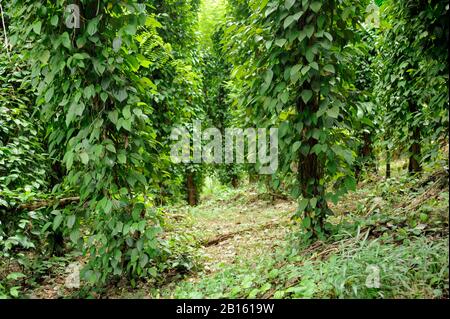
<box><xmin>0</xmin><ymin>2</ymin><xmax>11</xmax><ymax>59</ymax></box>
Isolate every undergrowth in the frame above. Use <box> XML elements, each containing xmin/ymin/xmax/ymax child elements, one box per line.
<box><xmin>152</xmin><ymin>170</ymin><xmax>449</xmax><ymax>299</ymax></box>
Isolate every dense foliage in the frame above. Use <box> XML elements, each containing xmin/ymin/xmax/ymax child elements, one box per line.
<box><xmin>0</xmin><ymin>0</ymin><xmax>447</xmax><ymax>298</ymax></box>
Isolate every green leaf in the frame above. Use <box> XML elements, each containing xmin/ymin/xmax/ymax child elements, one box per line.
<box><xmin>114</xmin><ymin>89</ymin><xmax>128</xmax><ymax>103</ymax></box>
<box><xmin>279</xmin><ymin>121</ymin><xmax>289</xmax><ymax>137</ymax></box>
<box><xmin>311</xmin><ymin>143</ymin><xmax>323</xmax><ymax>154</ymax></box>
<box><xmin>302</xmin><ymin>216</ymin><xmax>311</xmax><ymax>228</ymax></box>
<box><xmin>323</xmin><ymin>64</ymin><xmax>335</xmax><ymax>74</ymax></box>
<box><xmin>65</xmin><ymin>152</ymin><xmax>74</xmax><ymax>170</ymax></box>
<box><xmin>306</xmin><ymin>48</ymin><xmax>315</xmax><ymax>63</ymax></box>
<box><xmin>7</xmin><ymin>272</ymin><xmax>26</xmax><ymax>280</ymax></box>
<box><xmin>310</xmin><ymin>61</ymin><xmax>319</xmax><ymax>70</ymax></box>
<box><xmin>50</xmin><ymin>15</ymin><xmax>59</xmax><ymax>26</ymax></box>
<box><xmin>53</xmin><ymin>214</ymin><xmax>64</xmax><ymax>231</ymax></box>
<box><xmin>310</xmin><ymin>1</ymin><xmax>322</xmax><ymax>12</ymax></box>
<box><xmin>100</xmin><ymin>92</ymin><xmax>108</xmax><ymax>102</ymax></box>
<box><xmin>290</xmin><ymin>64</ymin><xmax>302</xmax><ymax>78</ymax></box>
<box><xmin>121</xmin><ymin>118</ymin><xmax>132</xmax><ymax>132</ymax></box>
<box><xmin>10</xmin><ymin>287</ymin><xmax>20</xmax><ymax>298</ymax></box>
<box><xmin>324</xmin><ymin>32</ymin><xmax>333</xmax><ymax>41</ymax></box>
<box><xmin>301</xmin><ymin>65</ymin><xmax>311</xmax><ymax>75</ymax></box>
<box><xmin>93</xmin><ymin>59</ymin><xmax>105</xmax><ymax>75</ymax></box>
<box><xmin>123</xmin><ymin>23</ymin><xmax>137</xmax><ymax>36</ymax></box>
<box><xmin>61</xmin><ymin>32</ymin><xmax>71</xmax><ymax>49</ymax></box>
<box><xmin>133</xmin><ymin>108</ymin><xmax>143</xmax><ymax>117</ymax></box>
<box><xmin>67</xmin><ymin>215</ymin><xmax>76</xmax><ymax>229</ymax></box>
<box><xmin>292</xmin><ymin>141</ymin><xmax>301</xmax><ymax>153</ymax></box>
<box><xmin>265</xmin><ymin>6</ymin><xmax>278</xmax><ymax>18</ymax></box>
<box><xmin>284</xmin><ymin>11</ymin><xmax>303</xmax><ymax>29</ymax></box>
<box><xmin>117</xmin><ymin>152</ymin><xmax>126</xmax><ymax>164</ymax></box>
<box><xmin>45</xmin><ymin>87</ymin><xmax>54</xmax><ymax>103</ymax></box>
<box><xmin>122</xmin><ymin>105</ymin><xmax>131</xmax><ymax>119</ymax></box>
<box><xmin>305</xmin><ymin>24</ymin><xmax>314</xmax><ymax>38</ymax></box>
<box><xmin>265</xmin><ymin>69</ymin><xmax>274</xmax><ymax>85</ymax></box>
<box><xmin>83</xmin><ymin>85</ymin><xmax>95</xmax><ymax>99</ymax></box>
<box><xmin>32</xmin><ymin>21</ymin><xmax>42</xmax><ymax>35</ymax></box>
<box><xmin>301</xmin><ymin>90</ymin><xmax>313</xmax><ymax>103</ymax></box>
<box><xmin>275</xmin><ymin>38</ymin><xmax>287</xmax><ymax>47</ymax></box>
<box><xmin>79</xmin><ymin>152</ymin><xmax>89</xmax><ymax>165</ymax></box>
<box><xmin>87</xmin><ymin>18</ymin><xmax>99</xmax><ymax>36</ymax></box>
<box><xmin>106</xmin><ymin>144</ymin><xmax>116</xmax><ymax>153</ymax></box>
<box><xmin>344</xmin><ymin>176</ymin><xmax>356</xmax><ymax>191</ymax></box>
<box><xmin>66</xmin><ymin>102</ymin><xmax>85</xmax><ymax>126</ymax></box>
<box><xmin>139</xmin><ymin>254</ymin><xmax>149</xmax><ymax>268</ymax></box>
<box><xmin>285</xmin><ymin>0</ymin><xmax>295</xmax><ymax>10</ymax></box>
<box><xmin>39</xmin><ymin>50</ymin><xmax>51</xmax><ymax>64</ymax></box>
<box><xmin>108</xmin><ymin>110</ymin><xmax>119</xmax><ymax>124</ymax></box>
<box><xmin>293</xmin><ymin>11</ymin><xmax>304</xmax><ymax>21</ymax></box>
<box><xmin>105</xmin><ymin>199</ymin><xmax>113</xmax><ymax>214</ymax></box>
<box><xmin>298</xmin><ymin>30</ymin><xmax>307</xmax><ymax>42</ymax></box>
<box><xmin>70</xmin><ymin>229</ymin><xmax>80</xmax><ymax>243</ymax></box>
<box><xmin>298</xmin><ymin>198</ymin><xmax>308</xmax><ymax>213</ymax></box>
<box><xmin>326</xmin><ymin>105</ymin><xmax>339</xmax><ymax>118</ymax></box>
<box><xmin>332</xmin><ymin>145</ymin><xmax>354</xmax><ymax>165</ymax></box>
<box><xmin>284</xmin><ymin>15</ymin><xmax>296</xmax><ymax>29</ymax></box>
<box><xmin>280</xmin><ymin>91</ymin><xmax>289</xmax><ymax>104</ymax></box>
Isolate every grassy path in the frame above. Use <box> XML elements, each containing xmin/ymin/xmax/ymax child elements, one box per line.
<box><xmin>148</xmin><ymin>174</ymin><xmax>449</xmax><ymax>299</ymax></box>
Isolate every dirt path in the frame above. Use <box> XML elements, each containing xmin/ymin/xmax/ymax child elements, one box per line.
<box><xmin>171</xmin><ymin>187</ymin><xmax>296</xmax><ymax>277</ymax></box>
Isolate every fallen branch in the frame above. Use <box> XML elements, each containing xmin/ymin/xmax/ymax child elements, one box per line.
<box><xmin>16</xmin><ymin>197</ymin><xmax>80</xmax><ymax>211</ymax></box>
<box><xmin>268</xmin><ymin>192</ymin><xmax>290</xmax><ymax>200</ymax></box>
<box><xmin>202</xmin><ymin>221</ymin><xmax>285</xmax><ymax>247</ymax></box>
<box><xmin>400</xmin><ymin>175</ymin><xmax>446</xmax><ymax>212</ymax></box>
<box><xmin>258</xmin><ymin>192</ymin><xmax>290</xmax><ymax>201</ymax></box>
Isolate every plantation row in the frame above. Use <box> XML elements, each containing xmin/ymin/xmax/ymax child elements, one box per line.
<box><xmin>0</xmin><ymin>0</ymin><xmax>448</xmax><ymax>297</ymax></box>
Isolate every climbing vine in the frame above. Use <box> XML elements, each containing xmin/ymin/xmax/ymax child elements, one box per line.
<box><xmin>9</xmin><ymin>0</ymin><xmax>169</xmax><ymax>285</ymax></box>
<box><xmin>224</xmin><ymin>0</ymin><xmax>364</xmax><ymax>240</ymax></box>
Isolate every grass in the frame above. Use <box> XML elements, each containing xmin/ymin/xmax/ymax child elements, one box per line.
<box><xmin>147</xmin><ymin>170</ymin><xmax>449</xmax><ymax>299</ymax></box>
<box><xmin>5</xmin><ymin>168</ymin><xmax>448</xmax><ymax>299</ymax></box>
<box><xmin>159</xmin><ymin>235</ymin><xmax>448</xmax><ymax>299</ymax></box>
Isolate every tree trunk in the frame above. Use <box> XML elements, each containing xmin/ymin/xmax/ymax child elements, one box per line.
<box><xmin>186</xmin><ymin>173</ymin><xmax>197</xmax><ymax>206</ymax></box>
<box><xmin>249</xmin><ymin>173</ymin><xmax>259</xmax><ymax>184</ymax></box>
<box><xmin>408</xmin><ymin>126</ymin><xmax>422</xmax><ymax>174</ymax></box>
<box><xmin>298</xmin><ymin>142</ymin><xmax>326</xmax><ymax>206</ymax></box>
<box><xmin>356</xmin><ymin>131</ymin><xmax>375</xmax><ymax>180</ymax></box>
<box><xmin>362</xmin><ymin>131</ymin><xmax>375</xmax><ymax>171</ymax></box>
<box><xmin>386</xmin><ymin>147</ymin><xmax>391</xmax><ymax>179</ymax></box>
<box><xmin>48</xmin><ymin>160</ymin><xmax>67</xmax><ymax>256</ymax></box>
<box><xmin>296</xmin><ymin>92</ymin><xmax>329</xmax><ymax>236</ymax></box>
<box><xmin>231</xmin><ymin>175</ymin><xmax>239</xmax><ymax>188</ymax></box>
<box><xmin>408</xmin><ymin>101</ymin><xmax>422</xmax><ymax>174</ymax></box>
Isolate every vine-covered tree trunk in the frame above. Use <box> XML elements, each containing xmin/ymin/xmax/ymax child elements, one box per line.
<box><xmin>11</xmin><ymin>0</ymin><xmax>171</xmax><ymax>285</ymax></box>
<box><xmin>355</xmin><ymin>131</ymin><xmax>375</xmax><ymax>180</ymax></box>
<box><xmin>186</xmin><ymin>173</ymin><xmax>198</xmax><ymax>206</ymax></box>
<box><xmin>407</xmin><ymin>93</ymin><xmax>422</xmax><ymax>174</ymax></box>
<box><xmin>386</xmin><ymin>147</ymin><xmax>391</xmax><ymax>179</ymax></box>
<box><xmin>296</xmin><ymin>94</ymin><xmax>329</xmax><ymax>235</ymax></box>
<box><xmin>409</xmin><ymin>125</ymin><xmax>422</xmax><ymax>173</ymax></box>
<box><xmin>48</xmin><ymin>160</ymin><xmax>65</xmax><ymax>256</ymax></box>
<box><xmin>231</xmin><ymin>175</ymin><xmax>239</xmax><ymax>188</ymax></box>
